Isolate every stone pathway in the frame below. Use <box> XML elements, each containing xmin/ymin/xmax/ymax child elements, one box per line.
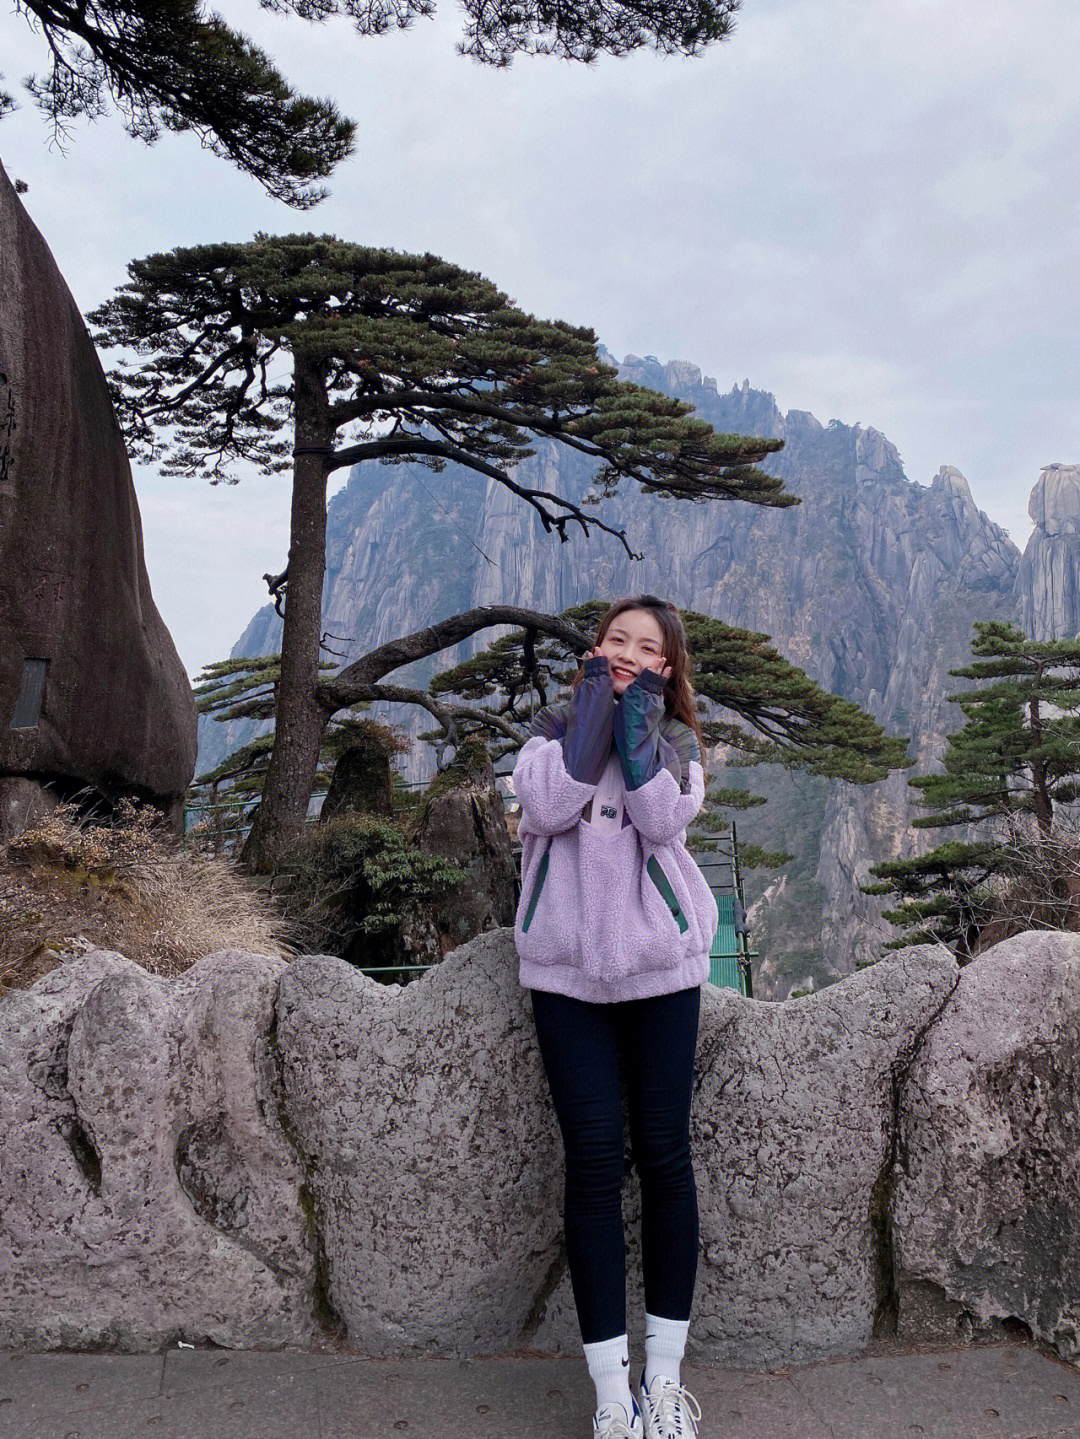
<box><xmin>2</xmin><ymin>1336</ymin><xmax>1079</xmax><ymax>1438</ymax></box>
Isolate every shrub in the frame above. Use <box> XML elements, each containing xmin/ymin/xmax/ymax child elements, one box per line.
<box><xmin>275</xmin><ymin>814</ymin><xmax>467</xmax><ymax>979</ymax></box>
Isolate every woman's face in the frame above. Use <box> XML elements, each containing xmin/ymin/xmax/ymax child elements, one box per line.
<box><xmin>596</xmin><ymin>608</ymin><xmax>668</xmax><ymax>695</ymax></box>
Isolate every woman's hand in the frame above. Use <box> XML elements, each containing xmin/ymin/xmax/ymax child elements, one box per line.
<box><xmin>591</xmin><ymin>647</ymin><xmax>673</xmax><ymax>682</ymax></box>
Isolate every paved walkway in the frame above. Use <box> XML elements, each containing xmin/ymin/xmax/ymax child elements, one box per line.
<box><xmin>3</xmin><ymin>1335</ymin><xmax>1079</xmax><ymax>1438</ymax></box>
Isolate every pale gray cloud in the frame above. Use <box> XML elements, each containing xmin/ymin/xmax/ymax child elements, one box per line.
<box><xmin>4</xmin><ymin>0</ymin><xmax>1079</xmax><ymax>676</ymax></box>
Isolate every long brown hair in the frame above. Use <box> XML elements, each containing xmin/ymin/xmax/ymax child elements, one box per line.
<box><xmin>571</xmin><ymin>595</ymin><xmax>705</xmax><ymax>757</ymax></box>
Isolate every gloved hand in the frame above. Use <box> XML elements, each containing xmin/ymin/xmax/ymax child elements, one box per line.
<box><xmin>562</xmin><ymin>654</ymin><xmax>616</xmax><ymax>784</ymax></box>
<box><xmin>613</xmin><ymin>667</ymin><xmax>681</xmax><ymax>791</ymax></box>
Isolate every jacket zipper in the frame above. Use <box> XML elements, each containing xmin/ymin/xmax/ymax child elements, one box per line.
<box><xmin>647</xmin><ymin>856</ymin><xmax>689</xmax><ymax>934</ymax></box>
<box><xmin>521</xmin><ymin>849</ymin><xmax>550</xmax><ymax>933</ymax></box>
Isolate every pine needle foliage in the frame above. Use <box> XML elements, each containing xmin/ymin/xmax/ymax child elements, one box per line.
<box><xmin>911</xmin><ymin>621</ymin><xmax>1080</xmax><ymax>834</ymax></box>
<box><xmin>7</xmin><ymin>0</ymin><xmax>353</xmax><ymax>207</ymax></box>
<box><xmin>275</xmin><ymin>816</ymin><xmax>466</xmax><ymax>970</ymax></box>
<box><xmin>430</xmin><ymin>600</ymin><xmax>907</xmax><ymax>773</ymax></box>
<box><xmin>429</xmin><ymin>600</ymin><xmax>910</xmax><ymax>866</ymax></box>
<box><xmin>88</xmin><ymin>235</ymin><xmax>790</xmax><ymax>518</ymax></box>
<box><xmin>863</xmin><ymin>621</ymin><xmax>1080</xmax><ymax>957</ymax></box>
<box><xmin>190</xmin><ymin>653</ymin><xmax>407</xmax><ymax>803</ymax></box>
<box><xmin>860</xmin><ymin>840</ymin><xmax>1002</xmax><ymax>956</ymax></box>
<box><xmin>6</xmin><ymin>0</ymin><xmax>741</xmax><ymax>205</ymax></box>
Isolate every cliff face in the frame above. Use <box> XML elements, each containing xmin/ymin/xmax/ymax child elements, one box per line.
<box><xmin>1016</xmin><ymin>464</ymin><xmax>1080</xmax><ymax>640</ymax></box>
<box><xmin>203</xmin><ymin>358</ymin><xmax>1030</xmax><ymax>996</ymax></box>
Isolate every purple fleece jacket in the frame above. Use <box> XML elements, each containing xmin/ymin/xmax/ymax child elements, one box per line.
<box><xmin>512</xmin><ymin>660</ymin><xmax>718</xmax><ymax>1003</ymax></box>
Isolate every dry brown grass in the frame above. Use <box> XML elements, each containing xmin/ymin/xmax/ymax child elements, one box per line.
<box><xmin>0</xmin><ymin>798</ymin><xmax>291</xmax><ymax>995</ymax></box>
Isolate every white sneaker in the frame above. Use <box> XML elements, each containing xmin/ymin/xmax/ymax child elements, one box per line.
<box><xmin>592</xmin><ymin>1393</ymin><xmax>644</xmax><ymax>1438</ymax></box>
<box><xmin>639</xmin><ymin>1373</ymin><xmax>702</xmax><ymax>1439</ymax></box>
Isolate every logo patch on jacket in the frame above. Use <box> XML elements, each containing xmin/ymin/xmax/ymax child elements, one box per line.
<box><xmin>600</xmin><ymin>804</ymin><xmax>618</xmax><ymax>819</ymax></box>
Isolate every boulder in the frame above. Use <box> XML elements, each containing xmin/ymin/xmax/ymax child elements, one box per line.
<box><xmin>892</xmin><ymin>929</ymin><xmax>1080</xmax><ymax>1362</ymax></box>
<box><xmin>0</xmin><ymin>774</ymin><xmax>60</xmax><ymax>841</ymax></box>
<box><xmin>0</xmin><ymin>948</ymin><xmax>321</xmax><ymax>1349</ymax></box>
<box><xmin>321</xmin><ymin>733</ymin><xmax>395</xmax><ymax>819</ymax></box>
<box><xmin>679</xmin><ymin>943</ymin><xmax>959</xmax><ymax>1366</ymax></box>
<box><xmin>0</xmin><ymin>158</ymin><xmax>195</xmax><ymax>825</ymax></box>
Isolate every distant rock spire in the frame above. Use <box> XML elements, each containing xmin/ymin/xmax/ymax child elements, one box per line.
<box><xmin>1016</xmin><ymin>464</ymin><xmax>1080</xmax><ymax>639</ymax></box>
<box><xmin>931</xmin><ymin>465</ymin><xmax>975</xmax><ymax>505</ymax></box>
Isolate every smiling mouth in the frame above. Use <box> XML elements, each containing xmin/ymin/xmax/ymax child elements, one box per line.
<box><xmin>612</xmin><ymin>668</ymin><xmax>634</xmax><ymax>679</ymax></box>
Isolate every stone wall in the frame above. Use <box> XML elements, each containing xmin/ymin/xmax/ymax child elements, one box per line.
<box><xmin>2</xmin><ymin>928</ymin><xmax>1078</xmax><ymax>1368</ymax></box>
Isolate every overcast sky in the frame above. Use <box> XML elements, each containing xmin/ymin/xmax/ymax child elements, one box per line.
<box><xmin>5</xmin><ymin>0</ymin><xmax>1080</xmax><ymax>678</ymax></box>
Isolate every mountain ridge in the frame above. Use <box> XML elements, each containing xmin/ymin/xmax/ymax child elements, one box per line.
<box><xmin>200</xmin><ymin>357</ymin><xmax>1076</xmax><ymax>996</ymax></box>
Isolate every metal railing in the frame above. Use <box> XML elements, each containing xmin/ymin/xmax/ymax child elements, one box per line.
<box><xmin>182</xmin><ymin>779</ymin><xmax>435</xmax><ymax>851</ymax></box>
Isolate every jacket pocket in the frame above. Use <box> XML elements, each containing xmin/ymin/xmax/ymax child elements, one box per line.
<box><xmin>521</xmin><ymin>848</ymin><xmax>551</xmax><ymax>933</ymax></box>
<box><xmin>516</xmin><ymin>835</ymin><xmax>580</xmax><ymax>968</ymax></box>
<box><xmin>646</xmin><ymin>856</ymin><xmax>689</xmax><ymax>934</ymax></box>
<box><xmin>663</xmin><ymin>845</ymin><xmax>718</xmax><ymax>951</ymax></box>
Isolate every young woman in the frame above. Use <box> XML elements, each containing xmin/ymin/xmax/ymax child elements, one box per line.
<box><xmin>512</xmin><ymin>595</ymin><xmax>718</xmax><ymax>1439</ymax></box>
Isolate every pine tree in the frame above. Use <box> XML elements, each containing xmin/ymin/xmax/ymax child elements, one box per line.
<box><xmin>429</xmin><ymin>600</ymin><xmax>910</xmax><ymax>866</ymax></box>
<box><xmin>90</xmin><ymin>236</ymin><xmax>794</xmax><ymax>871</ymax></box>
<box><xmin>190</xmin><ymin>655</ymin><xmax>406</xmax><ymax>818</ymax></box>
<box><xmin>863</xmin><ymin>621</ymin><xmax>1080</xmax><ymax>956</ymax></box>
<box><xmin>4</xmin><ymin>0</ymin><xmax>741</xmax><ymax>206</ymax></box>
<box><xmin>910</xmin><ymin>621</ymin><xmax>1080</xmax><ymax>835</ymax></box>
<box><xmin>430</xmin><ymin>601</ymin><xmax>907</xmax><ymax>777</ymax></box>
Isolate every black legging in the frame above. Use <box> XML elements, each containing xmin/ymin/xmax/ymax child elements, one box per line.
<box><xmin>529</xmin><ymin>984</ymin><xmax>701</xmax><ymax>1344</ymax></box>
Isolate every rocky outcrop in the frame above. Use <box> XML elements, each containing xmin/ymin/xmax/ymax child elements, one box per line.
<box><xmin>321</xmin><ymin>733</ymin><xmax>395</xmax><ymax>819</ymax></box>
<box><xmin>685</xmin><ymin>942</ymin><xmax>958</xmax><ymax>1365</ymax></box>
<box><xmin>0</xmin><ymin>158</ymin><xmax>195</xmax><ymax>825</ymax></box>
<box><xmin>893</xmin><ymin>930</ymin><xmax>1080</xmax><ymax>1359</ymax></box>
<box><xmin>411</xmin><ymin>738</ymin><xmax>517</xmax><ymax>951</ymax></box>
<box><xmin>1016</xmin><ymin>464</ymin><xmax>1080</xmax><ymax>640</ymax></box>
<box><xmin>0</xmin><ymin>948</ymin><xmax>320</xmax><ymax>1349</ymax></box>
<box><xmin>200</xmin><ymin>930</ymin><xmax>957</xmax><ymax>1364</ymax></box>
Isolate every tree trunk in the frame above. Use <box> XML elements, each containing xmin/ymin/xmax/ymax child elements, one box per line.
<box><xmin>242</xmin><ymin>355</ymin><xmax>333</xmax><ymax>873</ymax></box>
<box><xmin>1028</xmin><ymin>693</ymin><xmax>1054</xmax><ymax>836</ymax></box>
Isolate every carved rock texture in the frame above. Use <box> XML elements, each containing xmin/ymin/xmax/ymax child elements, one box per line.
<box><xmin>0</xmin><ymin>158</ymin><xmax>195</xmax><ymax>820</ymax></box>
<box><xmin>893</xmin><ymin>930</ymin><xmax>1080</xmax><ymax>1359</ymax></box>
<box><xmin>274</xmin><ymin>930</ymin><xmax>567</xmax><ymax>1356</ymax></box>
<box><xmin>0</xmin><ymin>949</ymin><xmax>319</xmax><ymax>1349</ymax></box>
<box><xmin>15</xmin><ymin>931</ymin><xmax>1080</xmax><ymax>1369</ymax></box>
<box><xmin>685</xmin><ymin>943</ymin><xmax>959</xmax><ymax>1366</ymax></box>
<box><xmin>276</xmin><ymin>929</ymin><xmax>960</xmax><ymax>1363</ymax></box>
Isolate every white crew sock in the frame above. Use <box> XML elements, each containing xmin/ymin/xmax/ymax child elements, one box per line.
<box><xmin>643</xmin><ymin>1312</ymin><xmax>690</xmax><ymax>1389</ymax></box>
<box><xmin>583</xmin><ymin>1332</ymin><xmax>635</xmax><ymax>1419</ymax></box>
